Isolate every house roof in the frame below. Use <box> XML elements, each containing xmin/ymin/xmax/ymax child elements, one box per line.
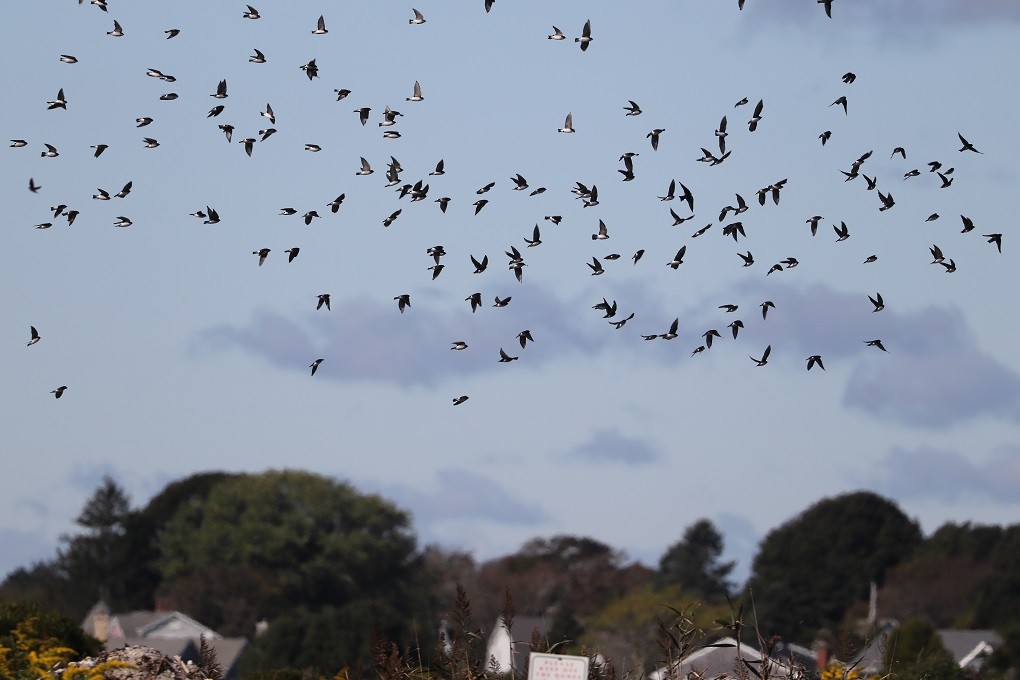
<box><xmin>484</xmin><ymin>615</ymin><xmax>552</xmax><ymax>674</ymax></box>
<box><xmin>650</xmin><ymin>637</ymin><xmax>801</xmax><ymax>680</ymax></box>
<box><xmin>937</xmin><ymin>630</ymin><xmax>1002</xmax><ymax>669</ymax></box>
<box><xmin>83</xmin><ymin>603</ymin><xmax>247</xmax><ymax>680</ymax></box>
<box><xmin>109</xmin><ymin>611</ymin><xmax>219</xmax><ymax>640</ymax></box>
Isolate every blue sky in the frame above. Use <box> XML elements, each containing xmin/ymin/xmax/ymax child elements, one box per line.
<box><xmin>2</xmin><ymin>0</ymin><xmax>1019</xmax><ymax>586</ymax></box>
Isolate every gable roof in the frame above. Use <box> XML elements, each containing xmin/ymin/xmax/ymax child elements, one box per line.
<box><xmin>83</xmin><ymin>603</ymin><xmax>247</xmax><ymax>680</ymax></box>
<box><xmin>650</xmin><ymin>637</ymin><xmax>801</xmax><ymax>680</ymax></box>
<box><xmin>484</xmin><ymin>615</ymin><xmax>552</xmax><ymax>674</ymax></box>
<box><xmin>937</xmin><ymin>630</ymin><xmax>1002</xmax><ymax>670</ymax></box>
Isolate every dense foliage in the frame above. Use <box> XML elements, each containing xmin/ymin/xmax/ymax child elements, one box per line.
<box><xmin>0</xmin><ymin>602</ymin><xmax>102</xmax><ymax>680</ymax></box>
<box><xmin>656</xmin><ymin>518</ymin><xmax>735</xmax><ymax>601</ymax></box>
<box><xmin>2</xmin><ymin>477</ymin><xmax>1020</xmax><ymax>677</ymax></box>
<box><xmin>155</xmin><ymin>470</ymin><xmax>433</xmax><ymax>674</ymax></box>
<box><xmin>745</xmin><ymin>490</ymin><xmax>924</xmax><ymax>642</ymax></box>
<box><xmin>883</xmin><ymin>618</ymin><xmax>961</xmax><ymax>680</ymax></box>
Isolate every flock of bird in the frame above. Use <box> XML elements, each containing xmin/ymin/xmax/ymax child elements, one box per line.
<box><xmin>11</xmin><ymin>1</ymin><xmax>1006</xmax><ymax>407</ymax></box>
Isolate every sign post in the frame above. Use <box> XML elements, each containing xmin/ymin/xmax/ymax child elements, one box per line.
<box><xmin>527</xmin><ymin>653</ymin><xmax>590</xmax><ymax>680</ymax></box>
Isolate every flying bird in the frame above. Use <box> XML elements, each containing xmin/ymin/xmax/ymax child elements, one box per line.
<box><xmin>253</xmin><ymin>248</ymin><xmax>270</xmax><ymax>265</ymax></box>
<box><xmin>312</xmin><ymin>15</ymin><xmax>327</xmax><ymax>34</ymax></box>
<box><xmin>243</xmin><ymin>5</ymin><xmax>260</xmax><ymax>19</ymax></box>
<box><xmin>624</xmin><ymin>100</ymin><xmax>642</xmax><ymax>116</ymax></box>
<box><xmin>409</xmin><ymin>8</ymin><xmax>426</xmax><ymax>24</ymax></box>
<box><xmin>310</xmin><ymin>359</ymin><xmax>323</xmax><ymax>376</ymax></box>
<box><xmin>984</xmin><ymin>233</ymin><xmax>1003</xmax><ymax>253</ymax></box>
<box><xmin>868</xmin><ymin>292</ymin><xmax>885</xmax><ymax>312</ymax></box>
<box><xmin>750</xmin><ymin>345</ymin><xmax>772</xmax><ymax>367</ymax></box>
<box><xmin>748</xmin><ymin>99</ymin><xmax>764</xmax><ymax>131</ymax></box>
<box><xmin>865</xmin><ymin>339</ymin><xmax>888</xmax><ymax>352</ymax></box>
<box><xmin>46</xmin><ymin>88</ymin><xmax>67</xmax><ymax>110</ymax></box>
<box><xmin>647</xmin><ymin>128</ymin><xmax>665</xmax><ymax>150</ymax></box>
<box><xmin>316</xmin><ymin>294</ymin><xmax>331</xmax><ymax>311</ymax></box>
<box><xmin>51</xmin><ymin>386</ymin><xmax>67</xmax><ymax>399</ymax></box>
<box><xmin>667</xmin><ymin>246</ymin><xmax>687</xmax><ymax>269</ymax></box>
<box><xmin>558</xmin><ymin>112</ymin><xmax>574</xmax><ymax>133</ymax></box>
<box><xmin>300</xmin><ymin>59</ymin><xmax>319</xmax><ymax>80</ymax></box>
<box><xmin>575</xmin><ymin>19</ymin><xmax>592</xmax><ymax>51</ymax></box>
<box><xmin>548</xmin><ymin>26</ymin><xmax>565</xmax><ymax>40</ymax></box>
<box><xmin>957</xmin><ymin>132</ymin><xmax>981</xmax><ymax>153</ymax></box>
<box><xmin>394</xmin><ymin>294</ymin><xmax>411</xmax><ymax>313</ymax></box>
<box><xmin>806</xmin><ymin>355</ymin><xmax>825</xmax><ymax>371</ymax></box>
<box><xmin>453</xmin><ymin>395</ymin><xmax>469</xmax><ymax>405</ymax></box>
<box><xmin>27</xmin><ymin>326</ymin><xmax>41</xmax><ymax>347</ymax></box>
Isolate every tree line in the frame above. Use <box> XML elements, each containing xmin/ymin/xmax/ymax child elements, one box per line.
<box><xmin>1</xmin><ymin>471</ymin><xmax>1018</xmax><ymax>677</ymax></box>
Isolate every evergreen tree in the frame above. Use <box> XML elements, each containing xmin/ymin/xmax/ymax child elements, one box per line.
<box><xmin>656</xmin><ymin>518</ymin><xmax>735</xmax><ymax>601</ymax></box>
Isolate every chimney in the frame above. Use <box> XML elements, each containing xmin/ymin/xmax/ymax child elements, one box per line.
<box><xmin>154</xmin><ymin>594</ymin><xmax>175</xmax><ymax>612</ymax></box>
<box><xmin>813</xmin><ymin>639</ymin><xmax>831</xmax><ymax>671</ymax></box>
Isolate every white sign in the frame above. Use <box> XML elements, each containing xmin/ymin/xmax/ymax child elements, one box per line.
<box><xmin>528</xmin><ymin>652</ymin><xmax>589</xmax><ymax>680</ymax></box>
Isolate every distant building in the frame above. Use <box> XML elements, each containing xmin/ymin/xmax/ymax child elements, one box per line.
<box><xmin>937</xmin><ymin>629</ymin><xmax>1002</xmax><ymax>673</ymax></box>
<box><xmin>649</xmin><ymin>636</ymin><xmax>811</xmax><ymax>680</ymax></box>
<box><xmin>81</xmin><ymin>600</ymin><xmax>248</xmax><ymax>678</ymax></box>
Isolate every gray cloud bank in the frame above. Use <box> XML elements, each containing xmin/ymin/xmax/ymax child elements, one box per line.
<box><xmin>868</xmin><ymin>445</ymin><xmax>1020</xmax><ymax>504</ymax></box>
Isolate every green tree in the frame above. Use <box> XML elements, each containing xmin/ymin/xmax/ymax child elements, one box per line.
<box><xmin>157</xmin><ymin>470</ymin><xmax>431</xmax><ymax>673</ymax></box>
<box><xmin>0</xmin><ymin>471</ymin><xmax>236</xmax><ymax>618</ymax></box>
<box><xmin>55</xmin><ymin>476</ymin><xmax>133</xmax><ymax>610</ymax></box>
<box><xmin>656</xmin><ymin>518</ymin><xmax>735</xmax><ymax>601</ymax></box>
<box><xmin>746</xmin><ymin>491</ymin><xmax>923</xmax><ymax>642</ymax></box>
<box><xmin>117</xmin><ymin>471</ymin><xmax>239</xmax><ymax>611</ymax></box>
<box><xmin>922</xmin><ymin>522</ymin><xmax>1003</xmax><ymax>562</ymax></box>
<box><xmin>485</xmin><ymin>535</ymin><xmax>651</xmax><ymax>616</ymax></box>
<box><xmin>883</xmin><ymin>618</ymin><xmax>960</xmax><ymax>680</ymax></box>
<box><xmin>964</xmin><ymin>525</ymin><xmax>1020</xmax><ymax>629</ymax></box>
<box><xmin>586</xmin><ymin>585</ymin><xmax>730</xmax><ymax>674</ymax></box>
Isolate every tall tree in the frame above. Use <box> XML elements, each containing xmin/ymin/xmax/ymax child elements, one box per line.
<box><xmin>965</xmin><ymin>525</ymin><xmax>1020</xmax><ymax>628</ymax></box>
<box><xmin>474</xmin><ymin>535</ymin><xmax>652</xmax><ymax>624</ymax></box>
<box><xmin>746</xmin><ymin>491</ymin><xmax>922</xmax><ymax>642</ymax></box>
<box><xmin>157</xmin><ymin>470</ymin><xmax>432</xmax><ymax>672</ymax></box>
<box><xmin>656</xmin><ymin>518</ymin><xmax>735</xmax><ymax>601</ymax></box>
<box><xmin>55</xmin><ymin>476</ymin><xmax>134</xmax><ymax>613</ymax></box>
